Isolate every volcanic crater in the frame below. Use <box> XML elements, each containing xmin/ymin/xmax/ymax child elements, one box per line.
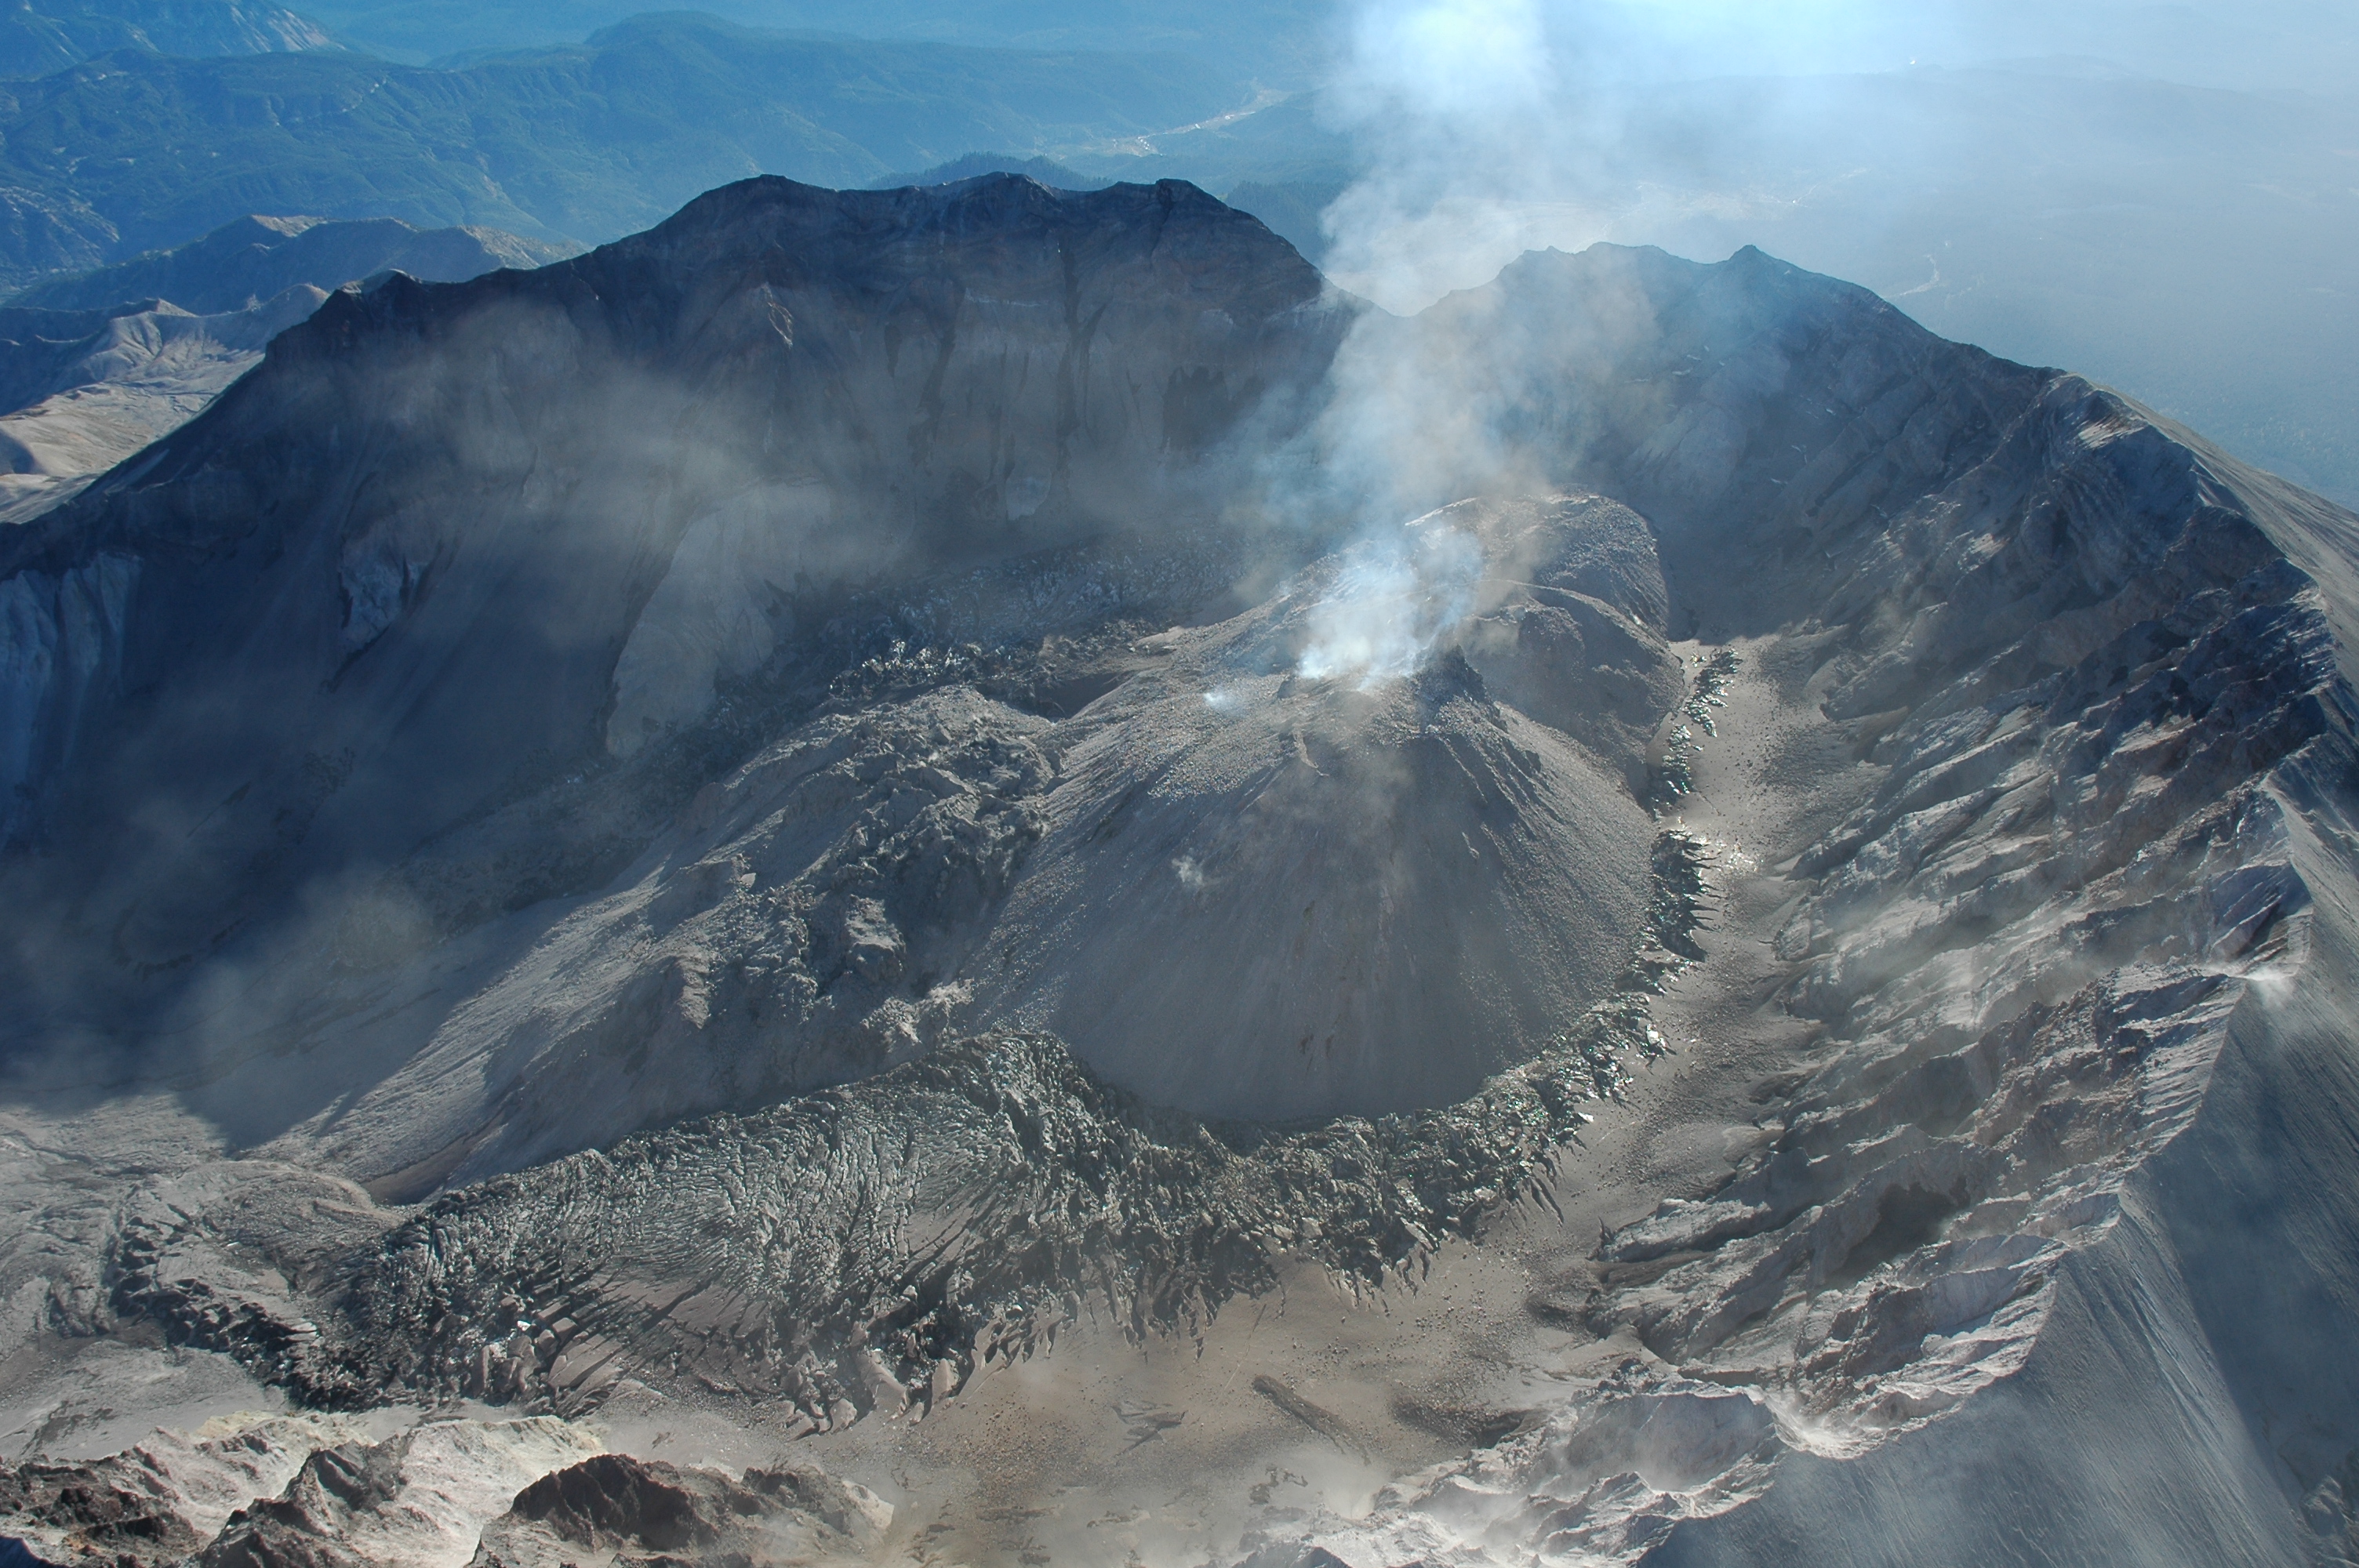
<box><xmin>2</xmin><ymin>174</ymin><xmax>2356</xmax><ymax>1568</ymax></box>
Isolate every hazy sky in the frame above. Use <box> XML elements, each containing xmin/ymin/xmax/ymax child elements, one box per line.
<box><xmin>1368</xmin><ymin>0</ymin><xmax>2359</xmax><ymax>89</ymax></box>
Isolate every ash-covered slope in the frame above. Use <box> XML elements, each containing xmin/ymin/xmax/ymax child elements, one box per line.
<box><xmin>959</xmin><ymin>495</ymin><xmax>1670</xmax><ymax>1119</ymax></box>
<box><xmin>275</xmin><ymin>491</ymin><xmax>1664</xmax><ymax>1189</ymax></box>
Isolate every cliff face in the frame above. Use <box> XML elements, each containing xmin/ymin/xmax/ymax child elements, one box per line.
<box><xmin>0</xmin><ymin>174</ymin><xmax>1348</xmax><ymax>993</ymax></box>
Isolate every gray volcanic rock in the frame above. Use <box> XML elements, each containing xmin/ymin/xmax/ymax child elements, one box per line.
<box><xmin>0</xmin><ymin>1411</ymin><xmax>609</xmax><ymax>1568</ymax></box>
<box><xmin>319</xmin><ymin>686</ymin><xmax>1067</xmax><ymax>1181</ymax></box>
<box><xmin>144</xmin><ymin>1000</ymin><xmax>1677</xmax><ymax>1425</ymax></box>
<box><xmin>961</xmin><ymin>496</ymin><xmax>1670</xmax><ymax>1119</ymax></box>
<box><xmin>0</xmin><ymin>1413</ymin><xmax>384</xmax><ymax>1568</ymax></box>
<box><xmin>281</xmin><ymin>492</ymin><xmax>1669</xmax><ymax>1183</ymax></box>
<box><xmin>0</xmin><ymin>1453</ymin><xmax>207</xmax><ymax>1564</ymax></box>
<box><xmin>191</xmin><ymin>1419</ymin><xmax>600</xmax><ymax>1568</ymax></box>
<box><xmin>9</xmin><ymin>215</ymin><xmax>578</xmax><ymax>316</ymax></box>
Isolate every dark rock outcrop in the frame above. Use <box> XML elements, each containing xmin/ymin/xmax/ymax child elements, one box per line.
<box><xmin>197</xmin><ymin>1442</ymin><xmax>401</xmax><ymax>1568</ymax></box>
<box><xmin>0</xmin><ymin>1458</ymin><xmax>204</xmax><ymax>1567</ymax></box>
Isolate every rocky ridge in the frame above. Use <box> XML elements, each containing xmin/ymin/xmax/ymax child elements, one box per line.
<box><xmin>0</xmin><ymin>214</ymin><xmax>573</xmax><ymax>530</ymax></box>
<box><xmin>468</xmin><ymin>1452</ymin><xmax>889</xmax><ymax>1568</ymax></box>
<box><xmin>1230</xmin><ymin>259</ymin><xmax>2359</xmax><ymax>1565</ymax></box>
<box><xmin>0</xmin><ymin>1412</ymin><xmax>891</xmax><ymax>1568</ymax></box>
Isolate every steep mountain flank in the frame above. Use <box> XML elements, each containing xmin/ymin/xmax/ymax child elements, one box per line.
<box><xmin>0</xmin><ymin>174</ymin><xmax>1345</xmax><ymax>1054</ymax></box>
<box><xmin>0</xmin><ymin>215</ymin><xmax>572</xmax><ymax>528</ymax></box>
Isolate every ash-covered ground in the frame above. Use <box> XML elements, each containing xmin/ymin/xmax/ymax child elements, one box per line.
<box><xmin>3</xmin><ymin>176</ymin><xmax>2357</xmax><ymax>1568</ymax></box>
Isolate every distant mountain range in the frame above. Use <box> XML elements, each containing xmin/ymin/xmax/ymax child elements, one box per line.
<box><xmin>0</xmin><ymin>211</ymin><xmax>569</xmax><ymax>522</ymax></box>
<box><xmin>10</xmin><ymin>211</ymin><xmax>576</xmax><ymax>311</ymax></box>
<box><xmin>0</xmin><ymin>0</ymin><xmax>335</xmax><ymax>79</ymax></box>
<box><xmin>0</xmin><ymin>13</ymin><xmax>1244</xmax><ymax>289</ymax></box>
<box><xmin>296</xmin><ymin>0</ymin><xmax>1329</xmax><ymax>77</ymax></box>
<box><xmin>0</xmin><ymin>0</ymin><xmax>1331</xmax><ymax>82</ymax></box>
<box><xmin>0</xmin><ymin>4</ymin><xmax>2345</xmax><ymax>510</ymax></box>
<box><xmin>866</xmin><ymin>152</ymin><xmax>1106</xmax><ymax>191</ymax></box>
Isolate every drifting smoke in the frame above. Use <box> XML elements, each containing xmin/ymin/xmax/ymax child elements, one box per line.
<box><xmin>1320</xmin><ymin>0</ymin><xmax>1583</xmax><ymax>312</ymax></box>
<box><xmin>1302</xmin><ymin>0</ymin><xmax>2359</xmax><ymax>506</ymax></box>
<box><xmin>1271</xmin><ymin>0</ymin><xmax>2359</xmax><ymax>701</ymax></box>
<box><xmin>1313</xmin><ymin>0</ymin><xmax>2010</xmax><ymax>316</ymax></box>
<box><xmin>1263</xmin><ymin>0</ymin><xmax>1577</xmax><ymax>688</ymax></box>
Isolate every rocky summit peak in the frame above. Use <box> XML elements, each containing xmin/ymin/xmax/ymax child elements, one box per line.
<box><xmin>296</xmin><ymin>172</ymin><xmax>1332</xmax><ymax>369</ymax></box>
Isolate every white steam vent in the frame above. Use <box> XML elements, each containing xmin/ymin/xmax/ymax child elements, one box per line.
<box><xmin>1293</xmin><ymin>521</ymin><xmax>1484</xmax><ymax>687</ymax></box>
